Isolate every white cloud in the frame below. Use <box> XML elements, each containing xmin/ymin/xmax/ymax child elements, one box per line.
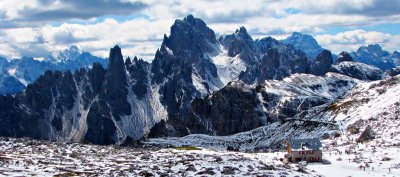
<box><xmin>0</xmin><ymin>17</ymin><xmax>171</xmax><ymax>59</ymax></box>
<box><xmin>0</xmin><ymin>0</ymin><xmax>39</xmax><ymax>20</ymax></box>
<box><xmin>316</xmin><ymin>30</ymin><xmax>400</xmax><ymax>53</ymax></box>
<box><xmin>0</xmin><ymin>0</ymin><xmax>399</xmax><ymax>60</ymax></box>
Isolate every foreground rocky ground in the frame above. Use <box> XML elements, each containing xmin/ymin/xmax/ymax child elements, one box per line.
<box><xmin>0</xmin><ymin>137</ymin><xmax>313</xmax><ymax>177</ymax></box>
<box><xmin>1</xmin><ymin>136</ymin><xmax>400</xmax><ymax>177</ymax></box>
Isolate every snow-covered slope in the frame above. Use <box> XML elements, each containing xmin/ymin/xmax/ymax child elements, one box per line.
<box><xmin>263</xmin><ymin>72</ymin><xmax>357</xmax><ymax>99</ymax></box>
<box><xmin>330</xmin><ymin>61</ymin><xmax>384</xmax><ymax>81</ymax></box>
<box><xmin>328</xmin><ymin>76</ymin><xmax>400</xmax><ymax>139</ymax></box>
<box><xmin>147</xmin><ymin>75</ymin><xmax>400</xmax><ymax>156</ymax></box>
<box><xmin>147</xmin><ymin>73</ymin><xmax>359</xmax><ymax>149</ymax></box>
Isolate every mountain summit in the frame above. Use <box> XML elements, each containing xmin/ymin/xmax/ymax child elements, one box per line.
<box><xmin>351</xmin><ymin>44</ymin><xmax>396</xmax><ymax>70</ymax></box>
<box><xmin>282</xmin><ymin>32</ymin><xmax>324</xmax><ymax>59</ymax></box>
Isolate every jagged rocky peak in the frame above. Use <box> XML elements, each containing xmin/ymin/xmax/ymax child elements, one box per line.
<box><xmin>351</xmin><ymin>44</ymin><xmax>395</xmax><ymax>70</ymax></box>
<box><xmin>258</xmin><ymin>45</ymin><xmax>309</xmax><ymax>81</ymax></box>
<box><xmin>162</xmin><ymin>14</ymin><xmax>218</xmax><ymax>57</ymax></box>
<box><xmin>255</xmin><ymin>37</ymin><xmax>282</xmax><ymax>53</ymax></box>
<box><xmin>219</xmin><ymin>26</ymin><xmax>253</xmax><ymax>45</ymax></box>
<box><xmin>125</xmin><ymin>56</ymin><xmax>145</xmax><ymax>67</ymax></box>
<box><xmin>236</xmin><ymin>26</ymin><xmax>251</xmax><ymax>36</ymax></box>
<box><xmin>223</xmin><ymin>26</ymin><xmax>253</xmax><ymax>43</ymax></box>
<box><xmin>125</xmin><ymin>56</ymin><xmax>132</xmax><ymax>66</ymax></box>
<box><xmin>100</xmin><ymin>45</ymin><xmax>129</xmax><ymax>110</ymax></box>
<box><xmin>104</xmin><ymin>45</ymin><xmax>127</xmax><ymax>84</ymax></box>
<box><xmin>108</xmin><ymin>45</ymin><xmax>124</xmax><ymax>69</ymax></box>
<box><xmin>238</xmin><ymin>36</ymin><xmax>310</xmax><ymax>84</ymax></box>
<box><xmin>125</xmin><ymin>55</ymin><xmax>151</xmax><ymax>99</ymax></box>
<box><xmin>52</xmin><ymin>45</ymin><xmax>82</xmax><ymax>62</ymax></box>
<box><xmin>358</xmin><ymin>44</ymin><xmax>387</xmax><ymax>55</ymax></box>
<box><xmin>284</xmin><ymin>32</ymin><xmax>320</xmax><ymax>47</ymax></box>
<box><xmin>282</xmin><ymin>32</ymin><xmax>324</xmax><ymax>59</ymax></box>
<box><xmin>336</xmin><ymin>51</ymin><xmax>353</xmax><ymax>63</ymax></box>
<box><xmin>133</xmin><ymin>56</ymin><xmax>139</xmax><ymax>62</ymax></box>
<box><xmin>154</xmin><ymin>15</ymin><xmax>220</xmax><ymax>91</ymax></box>
<box><xmin>219</xmin><ymin>26</ymin><xmax>260</xmax><ymax>65</ymax></box>
<box><xmin>150</xmin><ymin>14</ymin><xmax>223</xmax><ymax>133</ymax></box>
<box><xmin>311</xmin><ymin>49</ymin><xmax>333</xmax><ymax>76</ymax></box>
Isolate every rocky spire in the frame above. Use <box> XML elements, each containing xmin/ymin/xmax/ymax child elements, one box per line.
<box><xmin>311</xmin><ymin>50</ymin><xmax>333</xmax><ymax>76</ymax></box>
<box><xmin>125</xmin><ymin>56</ymin><xmax>132</xmax><ymax>66</ymax></box>
<box><xmin>219</xmin><ymin>26</ymin><xmax>260</xmax><ymax>65</ymax></box>
<box><xmin>100</xmin><ymin>45</ymin><xmax>129</xmax><ymax>115</ymax></box>
<box><xmin>336</xmin><ymin>51</ymin><xmax>353</xmax><ymax>64</ymax></box>
<box><xmin>163</xmin><ymin>14</ymin><xmax>218</xmax><ymax>57</ymax></box>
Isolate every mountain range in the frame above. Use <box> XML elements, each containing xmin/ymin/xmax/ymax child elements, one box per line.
<box><xmin>0</xmin><ymin>14</ymin><xmax>399</xmax><ymax>145</ymax></box>
<box><xmin>0</xmin><ymin>46</ymin><xmax>107</xmax><ymax>95</ymax></box>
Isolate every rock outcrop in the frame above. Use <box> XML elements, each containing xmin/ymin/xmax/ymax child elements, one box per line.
<box><xmin>311</xmin><ymin>50</ymin><xmax>334</xmax><ymax>76</ymax></box>
<box><xmin>336</xmin><ymin>52</ymin><xmax>353</xmax><ymax>64</ymax></box>
<box><xmin>330</xmin><ymin>61</ymin><xmax>383</xmax><ymax>81</ymax></box>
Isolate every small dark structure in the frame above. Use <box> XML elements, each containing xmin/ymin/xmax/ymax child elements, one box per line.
<box><xmin>356</xmin><ymin>125</ymin><xmax>375</xmax><ymax>143</ymax></box>
<box><xmin>286</xmin><ymin>138</ymin><xmax>322</xmax><ymax>162</ymax></box>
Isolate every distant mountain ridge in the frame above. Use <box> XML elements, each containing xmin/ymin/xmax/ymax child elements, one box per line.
<box><xmin>350</xmin><ymin>44</ymin><xmax>396</xmax><ymax>70</ymax></box>
<box><xmin>0</xmin><ymin>46</ymin><xmax>107</xmax><ymax>94</ymax></box>
<box><xmin>281</xmin><ymin>32</ymin><xmax>399</xmax><ymax>70</ymax></box>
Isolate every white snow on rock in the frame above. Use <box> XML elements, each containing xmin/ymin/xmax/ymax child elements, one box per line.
<box><xmin>211</xmin><ymin>46</ymin><xmax>247</xmax><ymax>86</ymax></box>
<box><xmin>265</xmin><ymin>72</ymin><xmax>359</xmax><ymax>99</ymax></box>
<box><xmin>116</xmin><ymin>71</ymin><xmax>168</xmax><ymax>144</ymax></box>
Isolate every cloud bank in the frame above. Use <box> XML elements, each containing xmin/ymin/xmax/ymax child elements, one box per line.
<box><xmin>0</xmin><ymin>0</ymin><xmax>399</xmax><ymax>60</ymax></box>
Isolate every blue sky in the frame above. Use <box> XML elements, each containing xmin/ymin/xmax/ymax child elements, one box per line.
<box><xmin>0</xmin><ymin>0</ymin><xmax>399</xmax><ymax>60</ymax></box>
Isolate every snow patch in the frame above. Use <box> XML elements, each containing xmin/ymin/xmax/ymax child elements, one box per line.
<box><xmin>211</xmin><ymin>46</ymin><xmax>247</xmax><ymax>85</ymax></box>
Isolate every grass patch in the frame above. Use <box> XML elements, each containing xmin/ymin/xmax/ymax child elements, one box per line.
<box><xmin>53</xmin><ymin>172</ymin><xmax>77</xmax><ymax>177</ymax></box>
<box><xmin>174</xmin><ymin>146</ymin><xmax>202</xmax><ymax>150</ymax></box>
<box><xmin>328</xmin><ymin>98</ymin><xmax>370</xmax><ymax>112</ymax></box>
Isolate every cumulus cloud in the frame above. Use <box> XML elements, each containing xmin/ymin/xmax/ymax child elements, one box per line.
<box><xmin>1</xmin><ymin>0</ymin><xmax>147</xmax><ymax>22</ymax></box>
<box><xmin>0</xmin><ymin>17</ymin><xmax>171</xmax><ymax>60</ymax></box>
<box><xmin>316</xmin><ymin>30</ymin><xmax>400</xmax><ymax>53</ymax></box>
<box><xmin>0</xmin><ymin>0</ymin><xmax>399</xmax><ymax>60</ymax></box>
<box><xmin>290</xmin><ymin>0</ymin><xmax>400</xmax><ymax>17</ymax></box>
